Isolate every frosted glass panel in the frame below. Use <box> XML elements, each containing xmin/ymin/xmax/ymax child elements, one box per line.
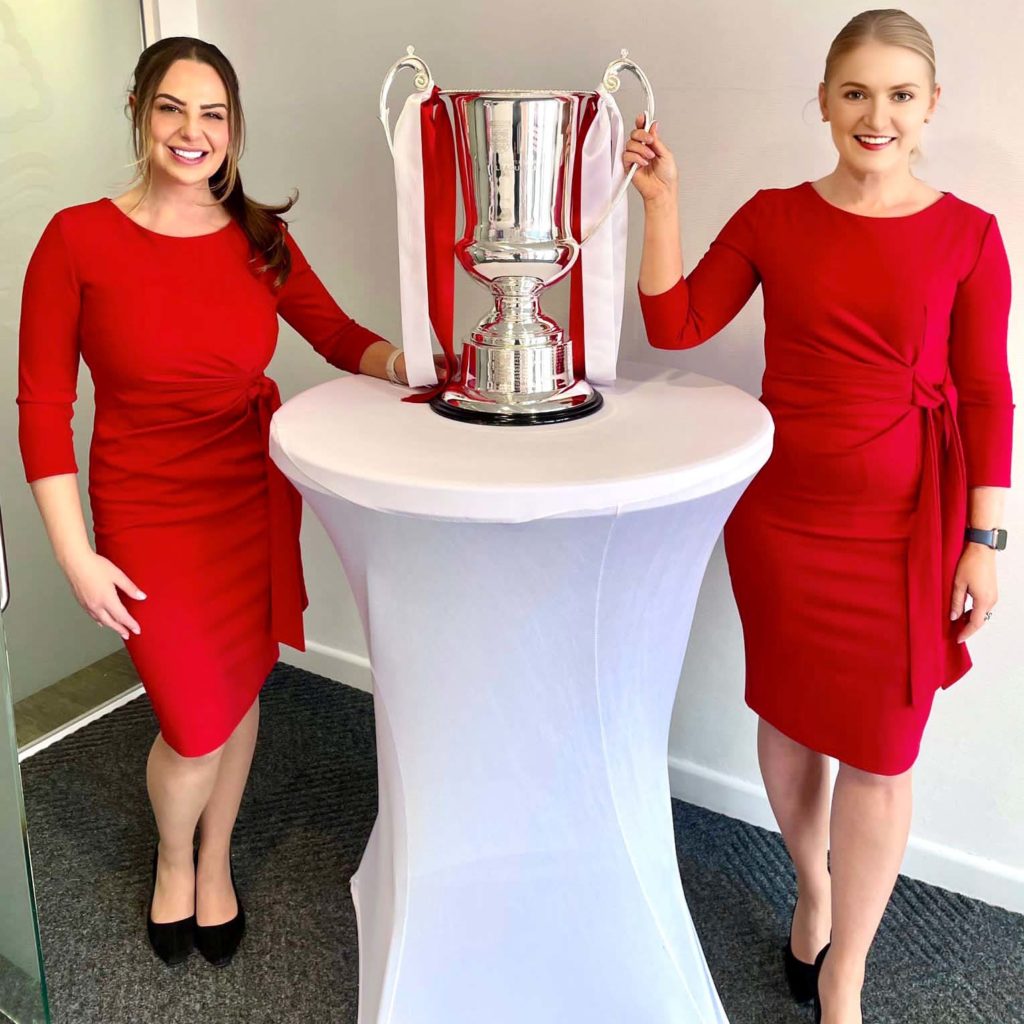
<box><xmin>1</xmin><ymin>0</ymin><xmax>144</xmax><ymax>703</ymax></box>
<box><xmin>1</xmin><ymin>2</ymin><xmax>145</xmax><ymax>1021</ymax></box>
<box><xmin>0</xmin><ymin>603</ymin><xmax>47</xmax><ymax>1024</ymax></box>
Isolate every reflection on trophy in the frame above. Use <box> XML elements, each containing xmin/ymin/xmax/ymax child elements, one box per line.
<box><xmin>381</xmin><ymin>48</ymin><xmax>655</xmax><ymax>425</ymax></box>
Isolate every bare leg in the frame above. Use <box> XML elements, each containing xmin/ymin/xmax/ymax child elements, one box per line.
<box><xmin>819</xmin><ymin>763</ymin><xmax>913</xmax><ymax>1024</ymax></box>
<box><xmin>147</xmin><ymin>734</ymin><xmax>224</xmax><ymax>922</ymax></box>
<box><xmin>196</xmin><ymin>697</ymin><xmax>260</xmax><ymax>925</ymax></box>
<box><xmin>757</xmin><ymin>718</ymin><xmax>833</xmax><ymax>962</ymax></box>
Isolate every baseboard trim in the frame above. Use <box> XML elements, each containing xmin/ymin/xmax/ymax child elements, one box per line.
<box><xmin>278</xmin><ymin>639</ymin><xmax>374</xmax><ymax>693</ymax></box>
<box><xmin>15</xmin><ymin>640</ymin><xmax>372</xmax><ymax>763</ymax></box>
<box><xmin>668</xmin><ymin>755</ymin><xmax>1024</xmax><ymax>915</ymax></box>
<box><xmin>18</xmin><ymin>684</ymin><xmax>145</xmax><ymax>763</ymax></box>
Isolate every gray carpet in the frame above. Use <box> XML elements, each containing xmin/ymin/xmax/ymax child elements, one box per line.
<box><xmin>19</xmin><ymin>664</ymin><xmax>1024</xmax><ymax>1024</ymax></box>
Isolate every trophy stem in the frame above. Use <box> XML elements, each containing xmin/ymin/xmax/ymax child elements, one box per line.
<box><xmin>491</xmin><ymin>277</ymin><xmax>543</xmax><ymax>328</ymax></box>
<box><xmin>429</xmin><ymin>275</ymin><xmax>604</xmax><ymax>426</ymax></box>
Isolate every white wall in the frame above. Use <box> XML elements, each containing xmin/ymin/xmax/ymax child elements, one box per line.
<box><xmin>200</xmin><ymin>0</ymin><xmax>1018</xmax><ymax>910</ymax></box>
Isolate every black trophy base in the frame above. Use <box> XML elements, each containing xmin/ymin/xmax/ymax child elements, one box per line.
<box><xmin>429</xmin><ymin>387</ymin><xmax>604</xmax><ymax>426</ymax></box>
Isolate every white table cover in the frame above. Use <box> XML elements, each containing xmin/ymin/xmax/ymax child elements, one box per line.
<box><xmin>270</xmin><ymin>365</ymin><xmax>773</xmax><ymax>1024</ymax></box>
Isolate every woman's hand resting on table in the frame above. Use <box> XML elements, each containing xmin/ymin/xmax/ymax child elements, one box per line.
<box><xmin>394</xmin><ymin>352</ymin><xmax>452</xmax><ymax>386</ymax></box>
<box><xmin>359</xmin><ymin>342</ymin><xmax>452</xmax><ymax>386</ymax></box>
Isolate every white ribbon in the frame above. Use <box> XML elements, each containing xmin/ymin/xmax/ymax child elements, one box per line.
<box><xmin>579</xmin><ymin>87</ymin><xmax>628</xmax><ymax>385</ymax></box>
<box><xmin>392</xmin><ymin>90</ymin><xmax>439</xmax><ymax>387</ymax></box>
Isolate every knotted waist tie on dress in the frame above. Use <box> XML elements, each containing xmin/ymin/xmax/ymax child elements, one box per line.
<box><xmin>245</xmin><ymin>374</ymin><xmax>308</xmax><ymax>651</ymax></box>
<box><xmin>762</xmin><ymin>361</ymin><xmax>967</xmax><ymax>707</ymax></box>
<box><xmin>91</xmin><ymin>372</ymin><xmax>307</xmax><ymax>650</ymax></box>
<box><xmin>906</xmin><ymin>368</ymin><xmax>967</xmax><ymax>704</ymax></box>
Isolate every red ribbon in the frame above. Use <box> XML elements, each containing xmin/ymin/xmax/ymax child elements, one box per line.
<box><xmin>403</xmin><ymin>87</ymin><xmax>457</xmax><ymax>405</ymax></box>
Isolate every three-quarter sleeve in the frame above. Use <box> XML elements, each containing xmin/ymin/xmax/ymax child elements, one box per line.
<box><xmin>639</xmin><ymin>191</ymin><xmax>762</xmax><ymax>350</ymax></box>
<box><xmin>949</xmin><ymin>215</ymin><xmax>1014</xmax><ymax>488</ymax></box>
<box><xmin>18</xmin><ymin>214</ymin><xmax>82</xmax><ymax>482</ymax></box>
<box><xmin>276</xmin><ymin>229</ymin><xmax>385</xmax><ymax>374</ymax></box>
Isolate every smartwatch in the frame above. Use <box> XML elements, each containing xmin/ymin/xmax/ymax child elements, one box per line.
<box><xmin>965</xmin><ymin>527</ymin><xmax>1008</xmax><ymax>550</ymax></box>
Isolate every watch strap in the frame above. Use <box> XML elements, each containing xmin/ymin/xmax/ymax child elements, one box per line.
<box><xmin>965</xmin><ymin>527</ymin><xmax>1007</xmax><ymax>550</ymax></box>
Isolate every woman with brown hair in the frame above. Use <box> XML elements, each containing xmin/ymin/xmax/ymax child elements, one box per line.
<box><xmin>18</xmin><ymin>37</ymin><xmax>432</xmax><ymax>968</ymax></box>
<box><xmin>625</xmin><ymin>9</ymin><xmax>1012</xmax><ymax>1023</ymax></box>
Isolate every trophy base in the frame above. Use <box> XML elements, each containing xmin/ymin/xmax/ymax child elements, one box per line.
<box><xmin>430</xmin><ymin>381</ymin><xmax>604</xmax><ymax>426</ymax></box>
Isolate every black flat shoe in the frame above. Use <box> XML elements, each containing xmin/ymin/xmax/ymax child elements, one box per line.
<box><xmin>813</xmin><ymin>942</ymin><xmax>831</xmax><ymax>1024</ymax></box>
<box><xmin>146</xmin><ymin>845</ymin><xmax>194</xmax><ymax>966</ymax></box>
<box><xmin>784</xmin><ymin>904</ymin><xmax>828</xmax><ymax>1003</ymax></box>
<box><xmin>194</xmin><ymin>852</ymin><xmax>245</xmax><ymax>968</ymax></box>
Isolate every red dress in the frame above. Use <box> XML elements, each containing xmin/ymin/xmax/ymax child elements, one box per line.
<box><xmin>18</xmin><ymin>199</ymin><xmax>383</xmax><ymax>756</ymax></box>
<box><xmin>640</xmin><ymin>182</ymin><xmax>1013</xmax><ymax>774</ymax></box>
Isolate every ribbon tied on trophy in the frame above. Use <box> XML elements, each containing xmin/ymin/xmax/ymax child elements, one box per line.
<box><xmin>380</xmin><ymin>47</ymin><xmax>655</xmax><ymax>425</ymax></box>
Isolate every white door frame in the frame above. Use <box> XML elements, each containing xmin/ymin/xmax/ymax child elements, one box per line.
<box><xmin>140</xmin><ymin>0</ymin><xmax>199</xmax><ymax>43</ymax></box>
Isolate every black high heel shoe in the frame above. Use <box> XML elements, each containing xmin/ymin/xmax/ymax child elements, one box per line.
<box><xmin>194</xmin><ymin>850</ymin><xmax>246</xmax><ymax>968</ymax></box>
<box><xmin>813</xmin><ymin>943</ymin><xmax>831</xmax><ymax>1024</ymax></box>
<box><xmin>146</xmin><ymin>845</ymin><xmax>195</xmax><ymax>966</ymax></box>
<box><xmin>784</xmin><ymin>900</ymin><xmax>829</xmax><ymax>1003</ymax></box>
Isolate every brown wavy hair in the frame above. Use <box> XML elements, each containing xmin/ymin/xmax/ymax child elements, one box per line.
<box><xmin>127</xmin><ymin>37</ymin><xmax>295</xmax><ymax>287</ymax></box>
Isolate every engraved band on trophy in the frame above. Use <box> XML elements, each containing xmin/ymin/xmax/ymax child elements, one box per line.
<box><xmin>381</xmin><ymin>48</ymin><xmax>655</xmax><ymax>425</ymax></box>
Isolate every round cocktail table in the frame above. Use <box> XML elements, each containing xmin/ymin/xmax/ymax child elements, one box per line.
<box><xmin>270</xmin><ymin>364</ymin><xmax>772</xmax><ymax>1024</ymax></box>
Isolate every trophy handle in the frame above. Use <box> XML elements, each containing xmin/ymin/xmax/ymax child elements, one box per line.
<box><xmin>379</xmin><ymin>46</ymin><xmax>434</xmax><ymax>157</ymax></box>
<box><xmin>580</xmin><ymin>50</ymin><xmax>656</xmax><ymax>244</ymax></box>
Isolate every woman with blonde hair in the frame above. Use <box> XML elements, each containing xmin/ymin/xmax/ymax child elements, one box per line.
<box><xmin>18</xmin><ymin>37</ymin><xmax>434</xmax><ymax>968</ymax></box>
<box><xmin>625</xmin><ymin>10</ymin><xmax>1012</xmax><ymax>1022</ymax></box>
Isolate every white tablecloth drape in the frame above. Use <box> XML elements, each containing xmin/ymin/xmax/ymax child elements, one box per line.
<box><xmin>270</xmin><ymin>366</ymin><xmax>773</xmax><ymax>1023</ymax></box>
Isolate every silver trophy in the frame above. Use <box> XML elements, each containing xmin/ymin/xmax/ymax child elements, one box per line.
<box><xmin>381</xmin><ymin>48</ymin><xmax>655</xmax><ymax>425</ymax></box>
